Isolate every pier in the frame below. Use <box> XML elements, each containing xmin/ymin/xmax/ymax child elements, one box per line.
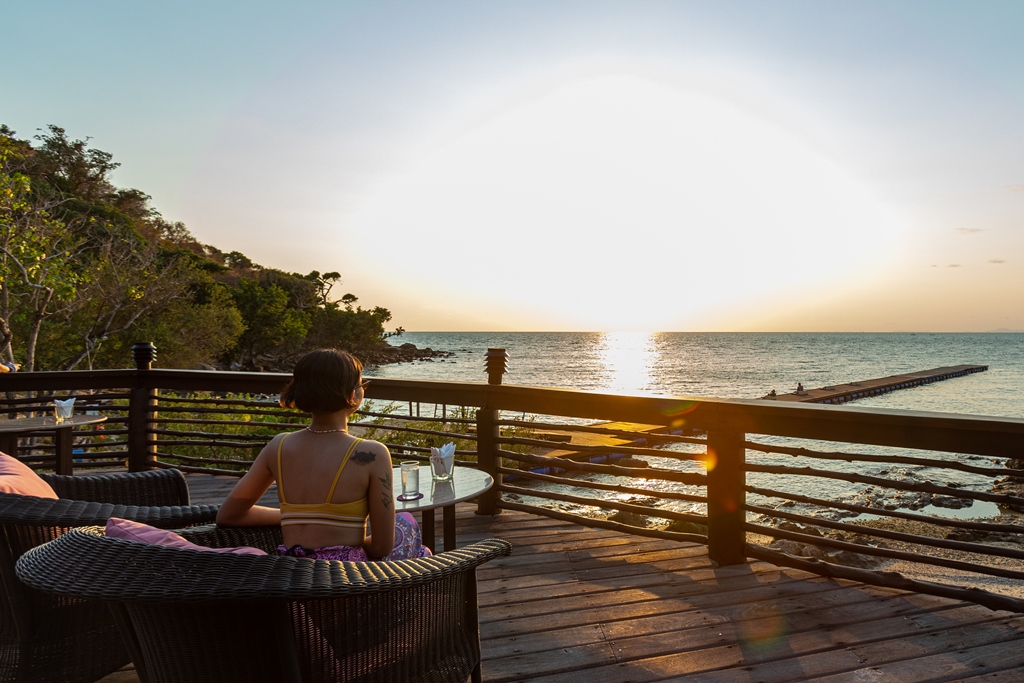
<box><xmin>763</xmin><ymin>364</ymin><xmax>988</xmax><ymax>405</ymax></box>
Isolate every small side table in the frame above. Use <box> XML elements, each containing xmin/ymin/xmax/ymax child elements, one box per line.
<box><xmin>393</xmin><ymin>466</ymin><xmax>493</xmax><ymax>552</ymax></box>
<box><xmin>0</xmin><ymin>415</ymin><xmax>107</xmax><ymax>474</ymax></box>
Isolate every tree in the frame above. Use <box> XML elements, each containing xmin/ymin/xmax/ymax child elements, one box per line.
<box><xmin>227</xmin><ymin>278</ymin><xmax>311</xmax><ymax>370</ymax></box>
<box><xmin>0</xmin><ymin>133</ymin><xmax>88</xmax><ymax>370</ymax></box>
<box><xmin>52</xmin><ymin>236</ymin><xmax>194</xmax><ymax>370</ymax></box>
<box><xmin>93</xmin><ymin>283</ymin><xmax>243</xmax><ymax>370</ymax></box>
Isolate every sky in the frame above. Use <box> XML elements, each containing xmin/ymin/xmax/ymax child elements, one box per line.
<box><xmin>4</xmin><ymin>0</ymin><xmax>1023</xmax><ymax>332</ymax></box>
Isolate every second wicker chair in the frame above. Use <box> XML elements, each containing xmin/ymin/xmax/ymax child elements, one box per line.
<box><xmin>0</xmin><ymin>469</ymin><xmax>218</xmax><ymax>683</ymax></box>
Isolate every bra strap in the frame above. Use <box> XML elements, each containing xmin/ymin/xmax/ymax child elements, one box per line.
<box><xmin>325</xmin><ymin>438</ymin><xmax>364</xmax><ymax>503</ymax></box>
<box><xmin>276</xmin><ymin>433</ymin><xmax>290</xmax><ymax>504</ymax></box>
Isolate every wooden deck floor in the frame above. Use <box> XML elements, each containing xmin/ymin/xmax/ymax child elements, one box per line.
<box><xmin>458</xmin><ymin>507</ymin><xmax>1024</xmax><ymax>683</ymax></box>
<box><xmin>101</xmin><ymin>475</ymin><xmax>1024</xmax><ymax>682</ymax></box>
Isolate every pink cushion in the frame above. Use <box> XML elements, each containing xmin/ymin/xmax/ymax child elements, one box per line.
<box><xmin>105</xmin><ymin>518</ymin><xmax>267</xmax><ymax>556</ymax></box>
<box><xmin>0</xmin><ymin>452</ymin><xmax>58</xmax><ymax>499</ymax></box>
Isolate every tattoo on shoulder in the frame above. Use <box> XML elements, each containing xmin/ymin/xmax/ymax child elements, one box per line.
<box><xmin>381</xmin><ymin>493</ymin><xmax>391</xmax><ymax>510</ymax></box>
<box><xmin>351</xmin><ymin>448</ymin><xmax>377</xmax><ymax>465</ymax></box>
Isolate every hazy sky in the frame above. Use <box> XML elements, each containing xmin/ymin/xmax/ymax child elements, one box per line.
<box><xmin>5</xmin><ymin>1</ymin><xmax>1022</xmax><ymax>332</ymax></box>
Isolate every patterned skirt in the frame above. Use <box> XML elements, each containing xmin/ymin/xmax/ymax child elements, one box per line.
<box><xmin>278</xmin><ymin>512</ymin><xmax>432</xmax><ymax>561</ymax></box>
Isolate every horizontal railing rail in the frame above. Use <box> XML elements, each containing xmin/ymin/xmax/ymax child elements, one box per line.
<box><xmin>2</xmin><ymin>347</ymin><xmax>1024</xmax><ymax>613</ymax></box>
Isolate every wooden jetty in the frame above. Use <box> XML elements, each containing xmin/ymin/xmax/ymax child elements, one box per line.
<box><xmin>764</xmin><ymin>364</ymin><xmax>988</xmax><ymax>405</ymax></box>
<box><xmin>100</xmin><ymin>486</ymin><xmax>1024</xmax><ymax>683</ymax></box>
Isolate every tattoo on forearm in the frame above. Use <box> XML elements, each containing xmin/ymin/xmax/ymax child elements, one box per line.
<box><xmin>352</xmin><ymin>449</ymin><xmax>377</xmax><ymax>465</ymax></box>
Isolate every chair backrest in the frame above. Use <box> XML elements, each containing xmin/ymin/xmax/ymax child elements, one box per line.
<box><xmin>17</xmin><ymin>527</ymin><xmax>512</xmax><ymax>683</ymax></box>
<box><xmin>40</xmin><ymin>469</ymin><xmax>191</xmax><ymax>506</ymax></box>
<box><xmin>0</xmin><ymin>469</ymin><xmax>214</xmax><ymax>647</ymax></box>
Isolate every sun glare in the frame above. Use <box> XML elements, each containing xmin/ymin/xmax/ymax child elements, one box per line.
<box><xmin>597</xmin><ymin>331</ymin><xmax>657</xmax><ymax>395</ymax></box>
<box><xmin>344</xmin><ymin>74</ymin><xmax>904</xmax><ymax>331</ymax></box>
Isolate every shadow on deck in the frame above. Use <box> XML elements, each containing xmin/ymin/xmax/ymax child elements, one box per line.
<box><xmin>99</xmin><ymin>476</ymin><xmax>1024</xmax><ymax>683</ymax></box>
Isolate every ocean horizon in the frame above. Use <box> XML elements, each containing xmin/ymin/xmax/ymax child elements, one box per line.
<box><xmin>370</xmin><ymin>331</ymin><xmax>1024</xmax><ymax>420</ymax></box>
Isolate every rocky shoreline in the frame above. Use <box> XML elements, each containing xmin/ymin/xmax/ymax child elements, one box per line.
<box><xmin>358</xmin><ymin>342</ymin><xmax>454</xmax><ymax>366</ymax></box>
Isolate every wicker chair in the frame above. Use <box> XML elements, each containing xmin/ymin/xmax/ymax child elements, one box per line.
<box><xmin>16</xmin><ymin>524</ymin><xmax>512</xmax><ymax>683</ymax></box>
<box><xmin>0</xmin><ymin>469</ymin><xmax>218</xmax><ymax>683</ymax></box>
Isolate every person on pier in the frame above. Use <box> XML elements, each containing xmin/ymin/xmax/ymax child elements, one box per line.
<box><xmin>217</xmin><ymin>348</ymin><xmax>430</xmax><ymax>561</ymax></box>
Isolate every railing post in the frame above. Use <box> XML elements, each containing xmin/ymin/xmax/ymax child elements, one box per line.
<box><xmin>128</xmin><ymin>342</ymin><xmax>158</xmax><ymax>472</ymax></box>
<box><xmin>706</xmin><ymin>429</ymin><xmax>746</xmax><ymax>566</ymax></box>
<box><xmin>476</xmin><ymin>348</ymin><xmax>508</xmax><ymax>516</ymax></box>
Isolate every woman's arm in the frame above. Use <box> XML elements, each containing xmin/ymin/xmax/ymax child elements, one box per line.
<box><xmin>216</xmin><ymin>437</ymin><xmax>282</xmax><ymax>527</ymax></box>
<box><xmin>363</xmin><ymin>442</ymin><xmax>396</xmax><ymax>559</ymax></box>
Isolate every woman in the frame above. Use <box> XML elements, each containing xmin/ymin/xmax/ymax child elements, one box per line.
<box><xmin>216</xmin><ymin>348</ymin><xmax>430</xmax><ymax>561</ymax></box>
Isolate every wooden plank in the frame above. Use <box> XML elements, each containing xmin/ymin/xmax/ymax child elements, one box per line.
<box><xmin>463</xmin><ymin>528</ymin><xmax>661</xmax><ymax>552</ymax></box>
<box><xmin>480</xmin><ymin>570</ymin><xmax>844</xmax><ymax>630</ymax></box>
<box><xmin>478</xmin><ymin>552</ymin><xmax>714</xmax><ymax>588</ymax></box>
<box><xmin>807</xmin><ymin>627</ymin><xmax>1024</xmax><ymax>682</ymax></box>
<box><xmin>955</xmin><ymin>671</ymin><xmax>1024</xmax><ymax>683</ymax></box>
<box><xmin>480</xmin><ymin>577</ymin><xmax>870</xmax><ymax>637</ymax></box>
<box><xmin>608</xmin><ymin>605</ymin><xmax>1013</xmax><ymax>675</ymax></box>
<box><xmin>478</xmin><ymin>558</ymin><xmax>788</xmax><ymax>603</ymax></box>
<box><xmin>478</xmin><ymin>562</ymin><xmax>804</xmax><ymax>608</ymax></box>
<box><xmin>482</xmin><ymin>587</ymin><xmax>938</xmax><ymax>666</ymax></box>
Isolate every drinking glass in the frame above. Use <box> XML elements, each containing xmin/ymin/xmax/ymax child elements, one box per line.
<box><xmin>400</xmin><ymin>461</ymin><xmax>420</xmax><ymax>498</ymax></box>
<box><xmin>430</xmin><ymin>454</ymin><xmax>453</xmax><ymax>481</ymax></box>
<box><xmin>53</xmin><ymin>399</ymin><xmax>74</xmax><ymax>424</ymax></box>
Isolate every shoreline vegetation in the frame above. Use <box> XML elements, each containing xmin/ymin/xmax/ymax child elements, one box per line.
<box><xmin>1</xmin><ymin>124</ymin><xmax>405</xmax><ymax>373</ymax></box>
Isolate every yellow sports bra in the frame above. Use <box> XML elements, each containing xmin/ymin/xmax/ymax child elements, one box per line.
<box><xmin>277</xmin><ymin>433</ymin><xmax>369</xmax><ymax>530</ymax></box>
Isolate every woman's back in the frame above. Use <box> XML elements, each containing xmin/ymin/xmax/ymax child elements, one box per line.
<box><xmin>273</xmin><ymin>431</ymin><xmax>388</xmax><ymax>549</ymax></box>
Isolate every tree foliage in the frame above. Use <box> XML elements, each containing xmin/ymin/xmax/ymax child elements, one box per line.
<box><xmin>0</xmin><ymin>124</ymin><xmax>401</xmax><ymax>371</ymax></box>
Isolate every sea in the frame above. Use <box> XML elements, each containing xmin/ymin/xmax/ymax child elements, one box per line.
<box><xmin>366</xmin><ymin>332</ymin><xmax>1024</xmax><ymax>521</ymax></box>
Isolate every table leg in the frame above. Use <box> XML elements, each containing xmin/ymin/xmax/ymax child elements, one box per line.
<box><xmin>0</xmin><ymin>434</ymin><xmax>17</xmax><ymax>458</ymax></box>
<box><xmin>443</xmin><ymin>504</ymin><xmax>456</xmax><ymax>552</ymax></box>
<box><xmin>54</xmin><ymin>426</ymin><xmax>74</xmax><ymax>475</ymax></box>
<box><xmin>422</xmin><ymin>508</ymin><xmax>436</xmax><ymax>553</ymax></box>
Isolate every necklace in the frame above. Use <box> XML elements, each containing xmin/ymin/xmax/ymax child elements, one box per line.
<box><xmin>305</xmin><ymin>426</ymin><xmax>348</xmax><ymax>434</ymax></box>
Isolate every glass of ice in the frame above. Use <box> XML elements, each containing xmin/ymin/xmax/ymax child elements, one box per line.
<box><xmin>400</xmin><ymin>461</ymin><xmax>420</xmax><ymax>499</ymax></box>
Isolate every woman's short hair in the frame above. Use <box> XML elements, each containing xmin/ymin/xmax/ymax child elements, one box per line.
<box><xmin>280</xmin><ymin>349</ymin><xmax>364</xmax><ymax>413</ymax></box>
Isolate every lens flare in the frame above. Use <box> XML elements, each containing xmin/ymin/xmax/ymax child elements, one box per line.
<box><xmin>700</xmin><ymin>450</ymin><xmax>718</xmax><ymax>472</ymax></box>
<box><xmin>739</xmin><ymin>612</ymin><xmax>789</xmax><ymax>652</ymax></box>
<box><xmin>662</xmin><ymin>401</ymin><xmax>698</xmax><ymax>419</ymax></box>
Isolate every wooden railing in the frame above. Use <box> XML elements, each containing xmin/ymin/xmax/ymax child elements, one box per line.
<box><xmin>2</xmin><ymin>347</ymin><xmax>1024</xmax><ymax>611</ymax></box>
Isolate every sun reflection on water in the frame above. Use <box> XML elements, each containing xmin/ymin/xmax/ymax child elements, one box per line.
<box><xmin>597</xmin><ymin>332</ymin><xmax>657</xmax><ymax>395</ymax></box>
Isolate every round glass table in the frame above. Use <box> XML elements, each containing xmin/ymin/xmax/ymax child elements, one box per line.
<box><xmin>392</xmin><ymin>465</ymin><xmax>493</xmax><ymax>552</ymax></box>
